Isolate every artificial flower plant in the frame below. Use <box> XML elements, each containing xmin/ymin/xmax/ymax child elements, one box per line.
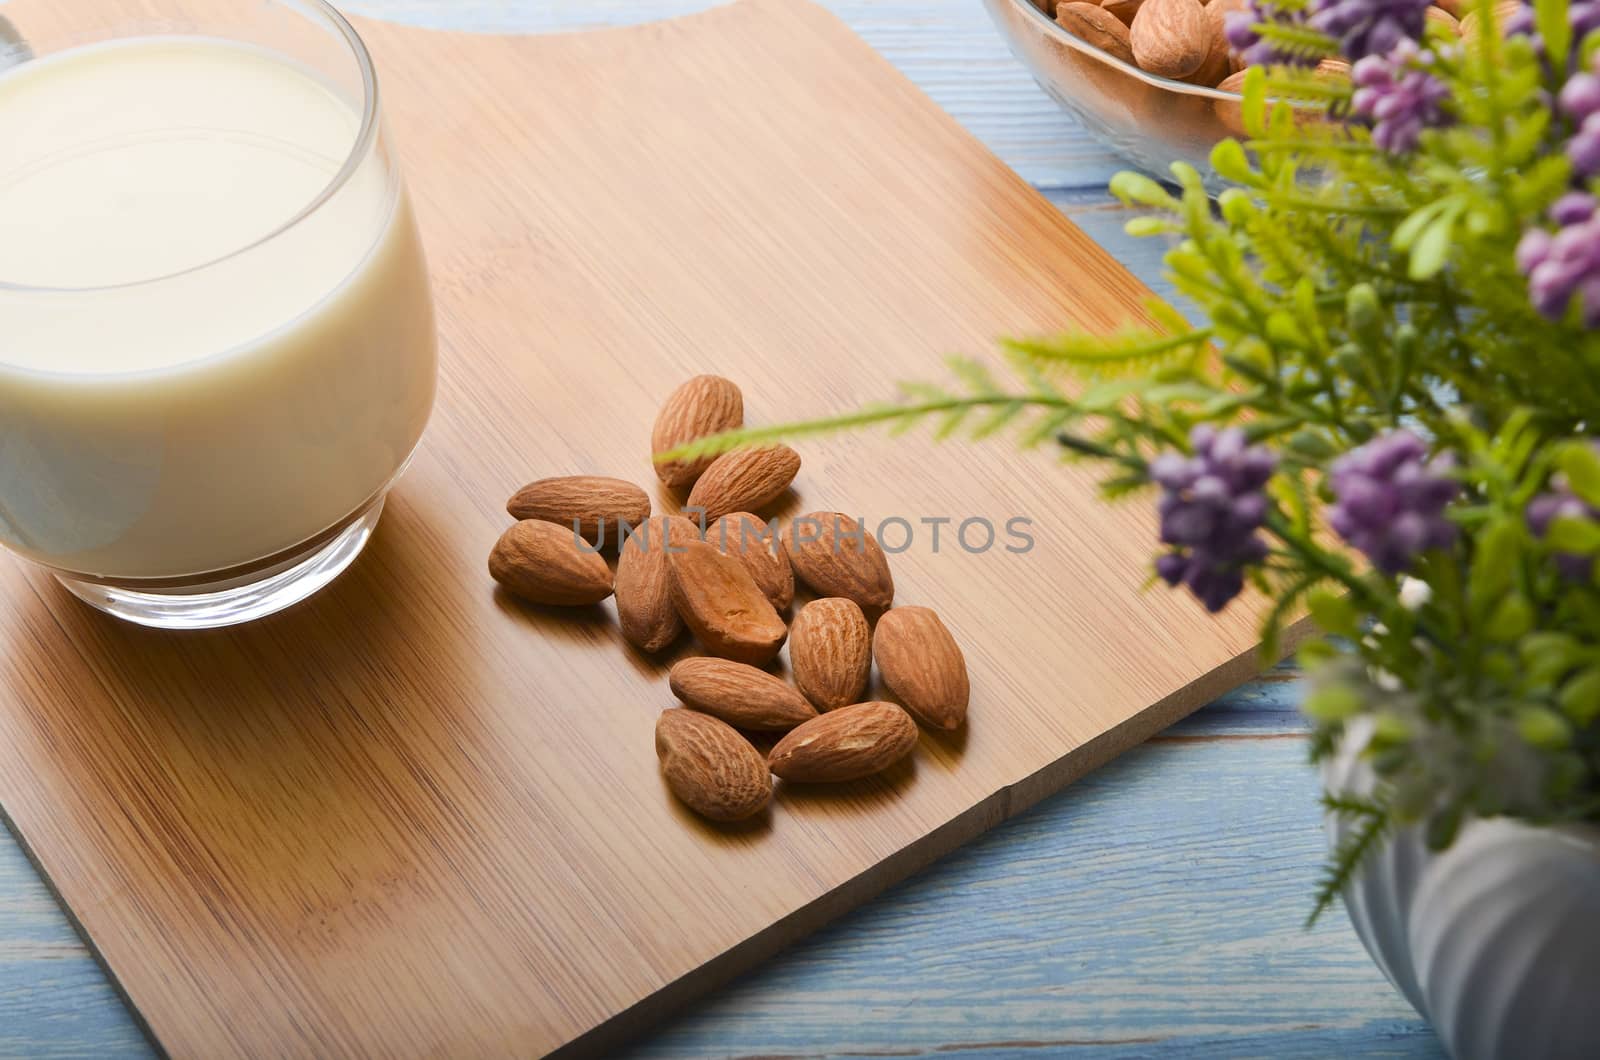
<box><xmin>667</xmin><ymin>0</ymin><xmax>1600</xmax><ymax>916</ymax></box>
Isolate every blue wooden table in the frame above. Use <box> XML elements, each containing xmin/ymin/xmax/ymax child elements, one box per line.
<box><xmin>0</xmin><ymin>2</ymin><xmax>1444</xmax><ymax>1056</ymax></box>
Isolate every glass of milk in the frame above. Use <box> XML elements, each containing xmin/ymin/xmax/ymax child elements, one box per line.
<box><xmin>0</xmin><ymin>0</ymin><xmax>438</xmax><ymax>628</ymax></box>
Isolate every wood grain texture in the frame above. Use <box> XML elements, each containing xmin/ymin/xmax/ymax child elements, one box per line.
<box><xmin>0</xmin><ymin>679</ymin><xmax>1442</xmax><ymax>1060</ymax></box>
<box><xmin>0</xmin><ymin>2</ymin><xmax>1436</xmax><ymax>1057</ymax></box>
<box><xmin>342</xmin><ymin>0</ymin><xmax>1122</xmax><ymax>191</ymax></box>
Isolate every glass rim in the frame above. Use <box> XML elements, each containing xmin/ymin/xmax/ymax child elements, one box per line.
<box><xmin>1003</xmin><ymin>0</ymin><xmax>1244</xmax><ymax>102</ymax></box>
<box><xmin>0</xmin><ymin>0</ymin><xmax>381</xmax><ymax>295</ymax></box>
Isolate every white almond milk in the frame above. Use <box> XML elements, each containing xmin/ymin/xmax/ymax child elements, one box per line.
<box><xmin>0</xmin><ymin>36</ymin><xmax>436</xmax><ymax>578</ymax></box>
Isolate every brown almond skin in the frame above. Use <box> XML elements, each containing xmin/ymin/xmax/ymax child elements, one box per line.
<box><xmin>488</xmin><ymin>519</ymin><xmax>614</xmax><ymax>606</ymax></box>
<box><xmin>1214</xmin><ymin>68</ymin><xmax>1250</xmax><ymax>137</ymax></box>
<box><xmin>655</xmin><ymin>709</ymin><xmax>772</xmax><ymax>821</ymax></box>
<box><xmin>506</xmin><ymin>475</ymin><xmax>651</xmax><ymax>545</ymax></box>
<box><xmin>1424</xmin><ymin>5</ymin><xmax>1458</xmax><ymax>33</ymax></box>
<box><xmin>1206</xmin><ymin>0</ymin><xmax>1250</xmax><ymax>73</ymax></box>
<box><xmin>1214</xmin><ymin>64</ymin><xmax>1337</xmax><ymax>136</ymax></box>
<box><xmin>1316</xmin><ymin>58</ymin><xmax>1351</xmax><ymax>81</ymax></box>
<box><xmin>783</xmin><ymin>512</ymin><xmax>894</xmax><ymax>611</ymax></box>
<box><xmin>789</xmin><ymin>598</ymin><xmax>871</xmax><ymax>712</ymax></box>
<box><xmin>873</xmin><ymin>606</ymin><xmax>970</xmax><ymax>731</ymax></box>
<box><xmin>768</xmin><ymin>702</ymin><xmax>918</xmax><ymax>783</ymax></box>
<box><xmin>614</xmin><ymin>515</ymin><xmax>700</xmax><ymax>653</ymax></box>
<box><xmin>669</xmin><ymin>657</ymin><xmax>817</xmax><ymax>731</ymax></box>
<box><xmin>686</xmin><ymin>446</ymin><xmax>801</xmax><ymax>522</ymax></box>
<box><xmin>1130</xmin><ymin>0</ymin><xmax>1208</xmax><ymax>79</ymax></box>
<box><xmin>669</xmin><ymin>539</ymin><xmax>788</xmax><ymax>665</ymax></box>
<box><xmin>1056</xmin><ymin>3</ymin><xmax>1135</xmax><ymax>66</ymax></box>
<box><xmin>652</xmin><ymin>375</ymin><xmax>744</xmax><ymax>489</ymax></box>
<box><xmin>1181</xmin><ymin>1</ymin><xmax>1232</xmax><ymax>86</ymax></box>
<box><xmin>1100</xmin><ymin>0</ymin><xmax>1144</xmax><ymax>27</ymax></box>
<box><xmin>708</xmin><ymin>512</ymin><xmax>794</xmax><ymax>611</ymax></box>
<box><xmin>1458</xmin><ymin>1</ymin><xmax>1517</xmax><ymax>45</ymax></box>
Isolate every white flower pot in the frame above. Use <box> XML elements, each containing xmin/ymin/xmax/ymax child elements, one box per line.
<box><xmin>1323</xmin><ymin>726</ymin><xmax>1600</xmax><ymax>1060</ymax></box>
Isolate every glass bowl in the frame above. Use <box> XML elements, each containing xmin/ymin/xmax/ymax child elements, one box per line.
<box><xmin>983</xmin><ymin>0</ymin><xmax>1246</xmax><ymax>191</ymax></box>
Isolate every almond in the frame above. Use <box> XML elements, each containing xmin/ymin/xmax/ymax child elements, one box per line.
<box><xmin>789</xmin><ymin>598</ymin><xmax>871</xmax><ymax>712</ymax></box>
<box><xmin>1182</xmin><ymin>0</ymin><xmax>1233</xmax><ymax>86</ymax></box>
<box><xmin>1056</xmin><ymin>3</ymin><xmax>1135</xmax><ymax>66</ymax></box>
<box><xmin>1424</xmin><ymin>5</ymin><xmax>1458</xmax><ymax>33</ymax></box>
<box><xmin>783</xmin><ymin>512</ymin><xmax>894</xmax><ymax>611</ymax></box>
<box><xmin>1207</xmin><ymin>0</ymin><xmax>1250</xmax><ymax>72</ymax></box>
<box><xmin>614</xmin><ymin>515</ymin><xmax>699</xmax><ymax>652</ymax></box>
<box><xmin>768</xmin><ymin>701</ymin><xmax>918</xmax><ymax>783</ymax></box>
<box><xmin>668</xmin><ymin>539</ymin><xmax>788</xmax><ymax>665</ymax></box>
<box><xmin>488</xmin><ymin>519</ymin><xmax>614</xmax><ymax>606</ymax></box>
<box><xmin>1215</xmin><ymin>68</ymin><xmax>1256</xmax><ymax>137</ymax></box>
<box><xmin>1130</xmin><ymin>0</ymin><xmax>1208</xmax><ymax>80</ymax></box>
<box><xmin>873</xmin><ymin>606</ymin><xmax>970</xmax><ymax>730</ymax></box>
<box><xmin>506</xmin><ymin>475</ymin><xmax>651</xmax><ymax>545</ymax></box>
<box><xmin>669</xmin><ymin>657</ymin><xmax>817</xmax><ymax>730</ymax></box>
<box><xmin>651</xmin><ymin>375</ymin><xmax>744</xmax><ymax>489</ymax></box>
<box><xmin>1100</xmin><ymin>0</ymin><xmax>1144</xmax><ymax>27</ymax></box>
<box><xmin>1316</xmin><ymin>58</ymin><xmax>1350</xmax><ymax>82</ymax></box>
<box><xmin>686</xmin><ymin>445</ymin><xmax>801</xmax><ymax>522</ymax></box>
<box><xmin>1214</xmin><ymin>64</ymin><xmax>1336</xmax><ymax>136</ymax></box>
<box><xmin>655</xmin><ymin>708</ymin><xmax>771</xmax><ymax>821</ymax></box>
<box><xmin>1459</xmin><ymin>1</ymin><xmax>1519</xmax><ymax>45</ymax></box>
<box><xmin>708</xmin><ymin>512</ymin><xmax>794</xmax><ymax>611</ymax></box>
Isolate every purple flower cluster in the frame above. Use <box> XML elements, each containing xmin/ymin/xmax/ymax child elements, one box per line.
<box><xmin>1527</xmin><ymin>442</ymin><xmax>1600</xmax><ymax>582</ymax></box>
<box><xmin>1575</xmin><ymin>1</ymin><xmax>1600</xmax><ymax>39</ymax></box>
<box><xmin>1503</xmin><ymin>0</ymin><xmax>1600</xmax><ymax>53</ymax></box>
<box><xmin>1227</xmin><ymin>0</ymin><xmax>1433</xmax><ymax>71</ymax></box>
<box><xmin>1151</xmin><ymin>426</ymin><xmax>1278</xmax><ymax>613</ymax></box>
<box><xmin>1527</xmin><ymin>486</ymin><xmax>1598</xmax><ymax>581</ymax></box>
<box><xmin>1516</xmin><ymin>192</ymin><xmax>1600</xmax><ymax>324</ymax></box>
<box><xmin>1312</xmin><ymin>0</ymin><xmax>1430</xmax><ymax>63</ymax></box>
<box><xmin>1328</xmin><ymin>430</ymin><xmax>1459</xmax><ymax>574</ymax></box>
<box><xmin>1225</xmin><ymin>1</ymin><xmax>1318</xmax><ymax>69</ymax></box>
<box><xmin>1351</xmin><ymin>40</ymin><xmax>1450</xmax><ymax>153</ymax></box>
<box><xmin>1562</xmin><ymin>58</ymin><xmax>1600</xmax><ymax>176</ymax></box>
<box><xmin>1511</xmin><ymin>23</ymin><xmax>1600</xmax><ymax>322</ymax></box>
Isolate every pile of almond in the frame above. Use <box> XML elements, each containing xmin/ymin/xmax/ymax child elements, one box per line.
<box><xmin>488</xmin><ymin>376</ymin><xmax>970</xmax><ymax>824</ymax></box>
<box><xmin>1034</xmin><ymin>0</ymin><xmax>1463</xmax><ymax>93</ymax></box>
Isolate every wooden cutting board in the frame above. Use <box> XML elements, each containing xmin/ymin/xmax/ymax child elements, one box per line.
<box><xmin>0</xmin><ymin>1</ymin><xmax>1281</xmax><ymax>1055</ymax></box>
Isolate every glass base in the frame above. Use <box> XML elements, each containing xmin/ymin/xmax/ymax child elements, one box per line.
<box><xmin>55</xmin><ymin>498</ymin><xmax>384</xmax><ymax>630</ymax></box>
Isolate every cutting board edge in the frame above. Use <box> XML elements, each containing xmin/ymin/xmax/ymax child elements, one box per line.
<box><xmin>553</xmin><ymin>614</ymin><xmax>1314</xmax><ymax>1058</ymax></box>
<box><xmin>0</xmin><ymin>618</ymin><xmax>1309</xmax><ymax>1060</ymax></box>
<box><xmin>0</xmin><ymin>800</ymin><xmax>167</xmax><ymax>1059</ymax></box>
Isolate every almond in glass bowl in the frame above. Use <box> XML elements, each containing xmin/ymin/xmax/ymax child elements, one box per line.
<box><xmin>983</xmin><ymin>0</ymin><xmax>1347</xmax><ymax>193</ymax></box>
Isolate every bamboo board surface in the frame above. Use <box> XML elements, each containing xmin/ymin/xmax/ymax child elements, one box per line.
<box><xmin>0</xmin><ymin>1</ymin><xmax>1280</xmax><ymax>1055</ymax></box>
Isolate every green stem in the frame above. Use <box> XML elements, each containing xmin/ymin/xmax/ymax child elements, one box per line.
<box><xmin>657</xmin><ymin>394</ymin><xmax>1078</xmax><ymax>463</ymax></box>
<box><xmin>1006</xmin><ymin>329</ymin><xmax>1214</xmax><ymax>366</ymax></box>
<box><xmin>1265</xmin><ymin>512</ymin><xmax>1386</xmax><ymax>612</ymax></box>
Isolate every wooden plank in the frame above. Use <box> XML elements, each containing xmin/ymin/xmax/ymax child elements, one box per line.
<box><xmin>0</xmin><ymin>1</ymin><xmax>1290</xmax><ymax>1055</ymax></box>
<box><xmin>3</xmin><ymin>719</ymin><xmax>1443</xmax><ymax>1060</ymax></box>
<box><xmin>625</xmin><ymin>739</ymin><xmax>1439</xmax><ymax>1059</ymax></box>
<box><xmin>0</xmin><ymin>7</ymin><xmax>1122</xmax><ymax>1057</ymax></box>
<box><xmin>347</xmin><ymin>0</ymin><xmax>1128</xmax><ymax>189</ymax></box>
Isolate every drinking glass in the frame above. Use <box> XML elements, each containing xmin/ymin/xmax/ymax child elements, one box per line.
<box><xmin>0</xmin><ymin>0</ymin><xmax>437</xmax><ymax>628</ymax></box>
